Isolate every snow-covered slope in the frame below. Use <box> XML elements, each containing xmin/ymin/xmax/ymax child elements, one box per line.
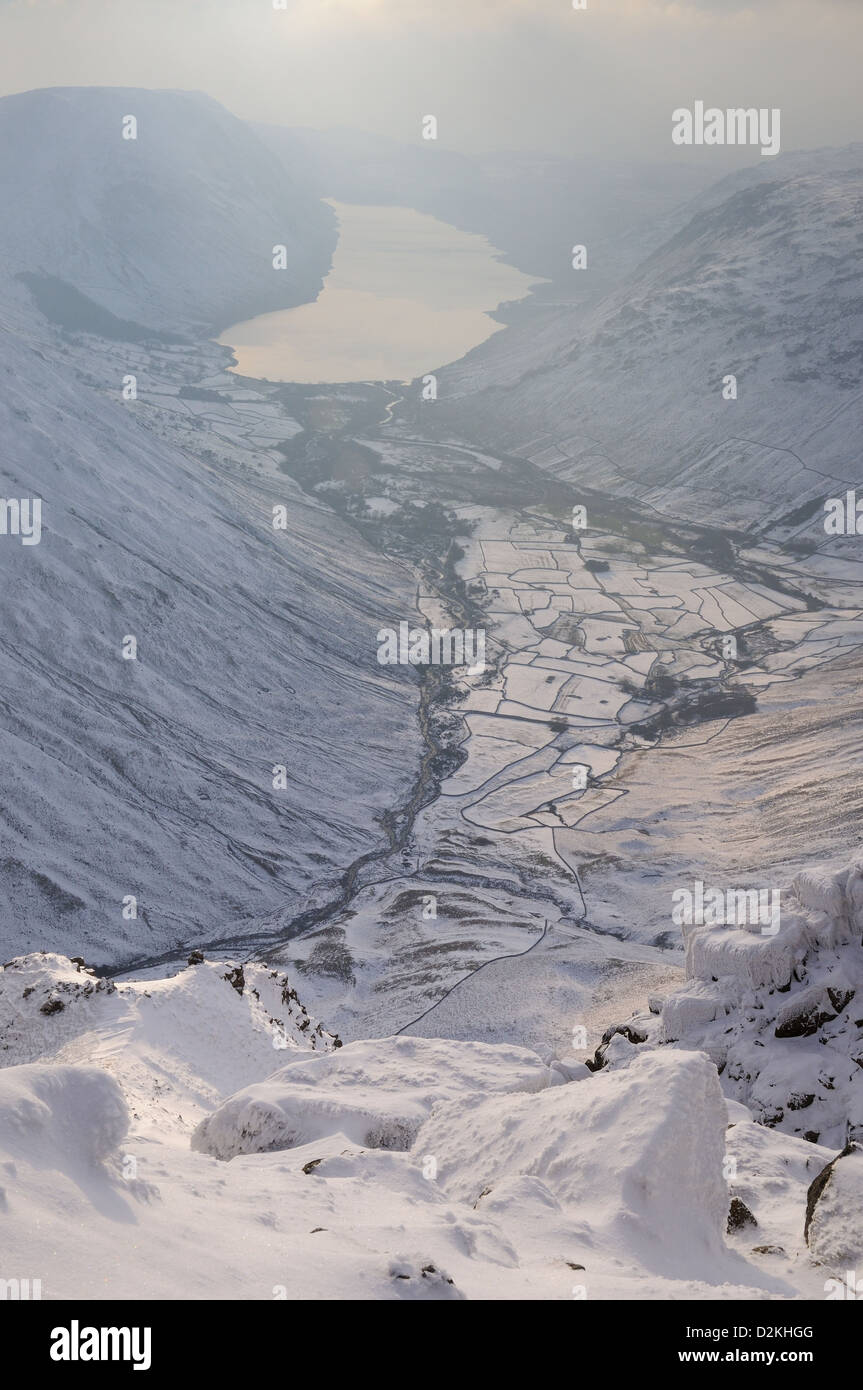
<box><xmin>0</xmin><ymin>951</ymin><xmax>843</xmax><ymax>1299</ymax></box>
<box><xmin>0</xmin><ymin>87</ymin><xmax>336</xmax><ymax>336</ymax></box>
<box><xmin>0</xmin><ymin>312</ymin><xmax>421</xmax><ymax>967</ymax></box>
<box><xmin>0</xmin><ymin>952</ymin><xmax>338</xmax><ymax>1126</ymax></box>
<box><xmin>436</xmin><ymin>147</ymin><xmax>863</xmax><ymax>530</ymax></box>
<box><xmin>0</xmin><ymin>89</ymin><xmax>422</xmax><ymax>969</ymax></box>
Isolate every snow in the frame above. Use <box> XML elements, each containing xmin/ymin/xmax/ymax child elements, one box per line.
<box><xmin>595</xmin><ymin>850</ymin><xmax>863</xmax><ymax>1152</ymax></box>
<box><xmin>439</xmin><ymin>148</ymin><xmax>863</xmax><ymax>533</ymax></box>
<box><xmin>724</xmin><ymin>1121</ymin><xmax>833</xmax><ymax>1274</ymax></box>
<box><xmin>0</xmin><ymin>949</ymin><xmax>837</xmax><ymax>1299</ymax></box>
<box><xmin>0</xmin><ymin>87</ymin><xmax>335</xmax><ymax>336</ymax></box>
<box><xmin>0</xmin><ymin>1063</ymin><xmax>128</xmax><ymax>1169</ymax></box>
<box><xmin>805</xmin><ymin>1143</ymin><xmax>863</xmax><ymax>1269</ymax></box>
<box><xmin>1</xmin><ymin>85</ymin><xmax>861</xmax><ymax>1305</ymax></box>
<box><xmin>0</xmin><ymin>302</ymin><xmax>422</xmax><ymax>970</ymax></box>
<box><xmin>416</xmin><ymin>1049</ymin><xmax>729</xmax><ymax>1279</ymax></box>
<box><xmin>191</xmin><ymin>1035</ymin><xmax>552</xmax><ymax>1160</ymax></box>
<box><xmin>0</xmin><ymin>953</ymin><xmax>339</xmax><ymax>1128</ymax></box>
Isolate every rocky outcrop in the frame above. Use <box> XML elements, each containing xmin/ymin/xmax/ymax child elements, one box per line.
<box><xmin>592</xmin><ymin>854</ymin><xmax>863</xmax><ymax>1152</ymax></box>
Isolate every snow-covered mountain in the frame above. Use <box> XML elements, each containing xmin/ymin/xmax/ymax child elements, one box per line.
<box><xmin>0</xmin><ymin>87</ymin><xmax>336</xmax><ymax>335</ymax></box>
<box><xmin>435</xmin><ymin>146</ymin><xmax>863</xmax><ymax>531</ymax></box>
<box><xmin>0</xmin><ymin>947</ymin><xmax>857</xmax><ymax>1298</ymax></box>
<box><xmin>0</xmin><ymin>89</ymin><xmax>422</xmax><ymax>968</ymax></box>
<box><xmin>0</xmin><ymin>315</ymin><xmax>424</xmax><ymax>968</ymax></box>
<box><xmin>2</xmin><ymin>85</ymin><xmax>862</xmax><ymax>1303</ymax></box>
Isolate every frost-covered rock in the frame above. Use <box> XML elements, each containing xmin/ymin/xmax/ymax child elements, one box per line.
<box><xmin>805</xmin><ymin>1142</ymin><xmax>863</xmax><ymax>1268</ymax></box>
<box><xmin>191</xmin><ymin>1035</ymin><xmax>552</xmax><ymax>1160</ymax></box>
<box><xmin>416</xmin><ymin>1049</ymin><xmax>729</xmax><ymax>1278</ymax></box>
<box><xmin>597</xmin><ymin>853</ymin><xmax>863</xmax><ymax>1151</ymax></box>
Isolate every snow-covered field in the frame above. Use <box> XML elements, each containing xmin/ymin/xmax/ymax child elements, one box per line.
<box><xmin>282</xmin><ymin>464</ymin><xmax>863</xmax><ymax>1055</ymax></box>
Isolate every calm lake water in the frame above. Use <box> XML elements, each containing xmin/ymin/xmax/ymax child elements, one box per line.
<box><xmin>218</xmin><ymin>200</ymin><xmax>542</xmax><ymax>384</ymax></box>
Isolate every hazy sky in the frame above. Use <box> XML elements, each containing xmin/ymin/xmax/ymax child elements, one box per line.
<box><xmin>0</xmin><ymin>0</ymin><xmax>860</xmax><ymax>162</ymax></box>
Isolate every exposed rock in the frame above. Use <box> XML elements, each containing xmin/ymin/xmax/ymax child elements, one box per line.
<box><xmin>223</xmin><ymin>966</ymin><xmax>245</xmax><ymax>996</ymax></box>
<box><xmin>787</xmin><ymin>1092</ymin><xmax>815</xmax><ymax>1111</ymax></box>
<box><xmin>828</xmin><ymin>987</ymin><xmax>855</xmax><ymax>1014</ymax></box>
<box><xmin>727</xmin><ymin>1197</ymin><xmax>758</xmax><ymax>1233</ymax></box>
<box><xmin>600</xmin><ymin>1021</ymin><xmax>649</xmax><ymax>1046</ymax></box>
<box><xmin>775</xmin><ymin>988</ymin><xmax>837</xmax><ymax>1039</ymax></box>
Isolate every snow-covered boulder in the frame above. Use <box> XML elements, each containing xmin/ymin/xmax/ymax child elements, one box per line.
<box><xmin>805</xmin><ymin>1142</ymin><xmax>863</xmax><ymax>1268</ymax></box>
<box><xmin>415</xmin><ymin>1049</ymin><xmax>729</xmax><ymax>1277</ymax></box>
<box><xmin>0</xmin><ymin>1062</ymin><xmax>128</xmax><ymax>1170</ymax></box>
<box><xmin>191</xmin><ymin>1036</ymin><xmax>552</xmax><ymax>1160</ymax></box>
<box><xmin>661</xmin><ymin>978</ymin><xmax>729</xmax><ymax>1043</ymax></box>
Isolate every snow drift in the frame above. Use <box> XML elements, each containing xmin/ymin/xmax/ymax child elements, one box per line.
<box><xmin>416</xmin><ymin>1049</ymin><xmax>729</xmax><ymax>1279</ymax></box>
<box><xmin>191</xmin><ymin>1035</ymin><xmax>552</xmax><ymax>1159</ymax></box>
<box><xmin>0</xmin><ymin>1062</ymin><xmax>128</xmax><ymax>1170</ymax></box>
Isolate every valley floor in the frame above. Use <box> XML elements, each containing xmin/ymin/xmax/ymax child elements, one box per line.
<box><xmin>63</xmin><ymin>325</ymin><xmax>863</xmax><ymax>1060</ymax></box>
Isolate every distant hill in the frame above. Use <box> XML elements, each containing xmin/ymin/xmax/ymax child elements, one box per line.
<box><xmin>433</xmin><ymin>146</ymin><xmax>863</xmax><ymax>532</ymax></box>
<box><xmin>0</xmin><ymin>86</ymin><xmax>337</xmax><ymax>335</ymax></box>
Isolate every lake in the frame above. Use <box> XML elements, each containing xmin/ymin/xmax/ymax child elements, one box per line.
<box><xmin>218</xmin><ymin>200</ymin><xmax>542</xmax><ymax>384</ymax></box>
